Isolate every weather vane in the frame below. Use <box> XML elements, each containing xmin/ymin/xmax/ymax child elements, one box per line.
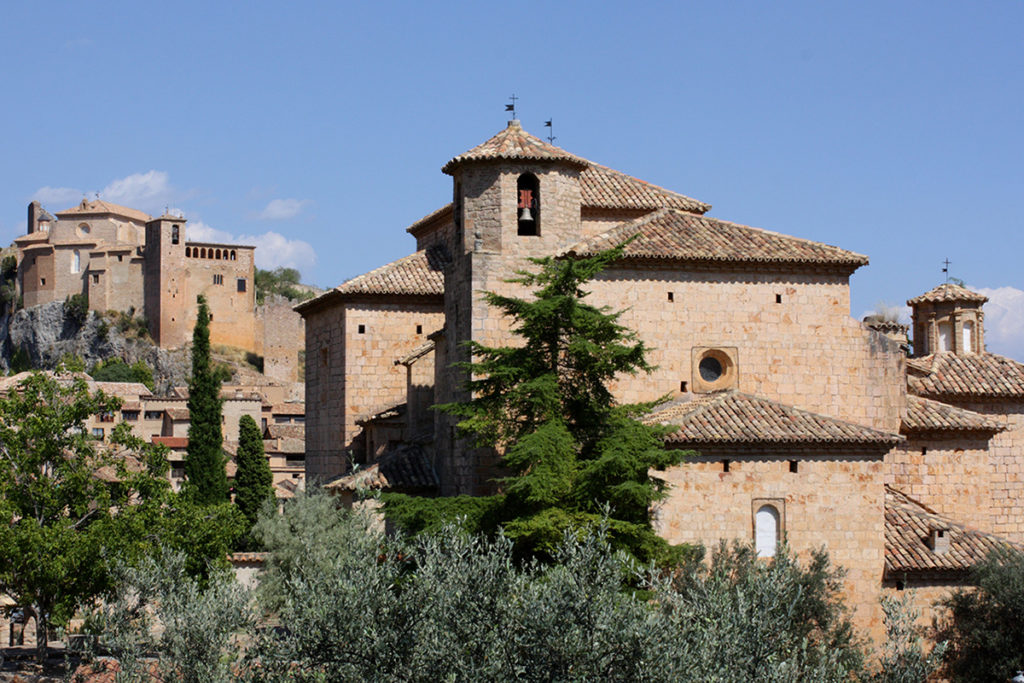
<box><xmin>544</xmin><ymin>119</ymin><xmax>556</xmax><ymax>144</ymax></box>
<box><xmin>505</xmin><ymin>94</ymin><xmax>518</xmax><ymax>119</ymax></box>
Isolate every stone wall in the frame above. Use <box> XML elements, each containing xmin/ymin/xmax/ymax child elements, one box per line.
<box><xmin>257</xmin><ymin>294</ymin><xmax>305</xmax><ymax>383</ymax></box>
<box><xmin>952</xmin><ymin>399</ymin><xmax>1024</xmax><ymax>542</ymax></box>
<box><xmin>654</xmin><ymin>454</ymin><xmax>887</xmax><ymax>639</ymax></box>
<box><xmin>888</xmin><ymin>435</ymin><xmax>994</xmax><ymax>534</ymax></box>
<box><xmin>183</xmin><ymin>244</ymin><xmax>256</xmax><ymax>352</ymax></box>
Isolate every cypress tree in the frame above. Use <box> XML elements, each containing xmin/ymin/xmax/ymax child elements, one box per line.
<box><xmin>234</xmin><ymin>414</ymin><xmax>274</xmax><ymax>533</ymax></box>
<box><xmin>185</xmin><ymin>295</ymin><xmax>229</xmax><ymax>504</ymax></box>
<box><xmin>391</xmin><ymin>245</ymin><xmax>693</xmax><ymax>564</ymax></box>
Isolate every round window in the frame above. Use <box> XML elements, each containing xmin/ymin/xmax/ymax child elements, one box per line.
<box><xmin>699</xmin><ymin>356</ymin><xmax>723</xmax><ymax>382</ymax></box>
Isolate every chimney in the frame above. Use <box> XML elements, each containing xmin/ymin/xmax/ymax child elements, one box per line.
<box><xmin>928</xmin><ymin>527</ymin><xmax>951</xmax><ymax>554</ymax></box>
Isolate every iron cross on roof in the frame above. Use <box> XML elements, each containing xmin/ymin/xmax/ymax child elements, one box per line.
<box><xmin>505</xmin><ymin>94</ymin><xmax>518</xmax><ymax>119</ymax></box>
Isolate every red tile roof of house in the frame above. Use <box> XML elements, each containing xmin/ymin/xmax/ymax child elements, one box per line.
<box><xmin>902</xmin><ymin>395</ymin><xmax>1005</xmax><ymax>433</ymax></box>
<box><xmin>295</xmin><ymin>246</ymin><xmax>450</xmax><ymax>314</ymax></box>
<box><xmin>907</xmin><ymin>353</ymin><xmax>1024</xmax><ymax>399</ymax></box>
<box><xmin>443</xmin><ymin>120</ymin><xmax>589</xmax><ymax>174</ymax></box>
<box><xmin>152</xmin><ymin>436</ymin><xmax>188</xmax><ymax>448</ymax></box>
<box><xmin>564</xmin><ymin>208</ymin><xmax>868</xmax><ymax>271</ymax></box>
<box><xmin>907</xmin><ymin>283</ymin><xmax>988</xmax><ymax>306</ymax></box>
<box><xmin>885</xmin><ymin>486</ymin><xmax>1020</xmax><ymax>574</ymax></box>
<box><xmin>55</xmin><ymin>198</ymin><xmax>151</xmax><ymax>224</ymax></box>
<box><xmin>646</xmin><ymin>391</ymin><xmax>901</xmax><ymax>447</ymax></box>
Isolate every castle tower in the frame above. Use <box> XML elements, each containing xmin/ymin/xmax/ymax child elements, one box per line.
<box><xmin>907</xmin><ymin>283</ymin><xmax>988</xmax><ymax>357</ymax></box>
<box><xmin>434</xmin><ymin>120</ymin><xmax>589</xmax><ymax>494</ymax></box>
<box><xmin>144</xmin><ymin>214</ymin><xmax>189</xmax><ymax>348</ymax></box>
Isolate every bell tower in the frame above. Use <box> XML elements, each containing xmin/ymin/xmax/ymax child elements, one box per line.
<box><xmin>907</xmin><ymin>283</ymin><xmax>988</xmax><ymax>357</ymax></box>
<box><xmin>144</xmin><ymin>213</ymin><xmax>188</xmax><ymax>348</ymax></box>
<box><xmin>435</xmin><ymin>120</ymin><xmax>589</xmax><ymax>494</ymax></box>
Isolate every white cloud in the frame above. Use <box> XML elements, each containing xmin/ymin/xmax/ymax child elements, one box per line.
<box><xmin>977</xmin><ymin>286</ymin><xmax>1024</xmax><ymax>361</ymax></box>
<box><xmin>32</xmin><ymin>186</ymin><xmax>85</xmax><ymax>207</ymax></box>
<box><xmin>187</xmin><ymin>221</ymin><xmax>316</xmax><ymax>273</ymax></box>
<box><xmin>31</xmin><ymin>170</ymin><xmax>179</xmax><ymax>215</ymax></box>
<box><xmin>256</xmin><ymin>198</ymin><xmax>309</xmax><ymax>221</ymax></box>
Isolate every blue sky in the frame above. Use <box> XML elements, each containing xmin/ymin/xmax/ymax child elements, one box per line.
<box><xmin>2</xmin><ymin>1</ymin><xmax>1022</xmax><ymax>358</ymax></box>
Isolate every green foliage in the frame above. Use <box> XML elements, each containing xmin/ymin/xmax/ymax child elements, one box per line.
<box><xmin>0</xmin><ymin>254</ymin><xmax>17</xmax><ymax>313</ymax></box>
<box><xmin>185</xmin><ymin>296</ymin><xmax>229</xmax><ymax>505</ymax></box>
<box><xmin>874</xmin><ymin>593</ymin><xmax>947</xmax><ymax>683</ymax></box>
<box><xmin>383</xmin><ymin>493</ymin><xmax>503</xmax><ymax>536</ymax></box>
<box><xmin>936</xmin><ymin>547</ymin><xmax>1024</xmax><ymax>682</ymax></box>
<box><xmin>255</xmin><ymin>266</ymin><xmax>314</xmax><ymax>305</ymax></box>
<box><xmin>0</xmin><ymin>374</ymin><xmax>167</xmax><ymax>660</ymax></box>
<box><xmin>81</xmin><ymin>548</ymin><xmax>253</xmax><ymax>682</ymax></box>
<box><xmin>64</xmin><ymin>292</ymin><xmax>89</xmax><ymax>326</ymax></box>
<box><xmin>394</xmin><ymin>245</ymin><xmax>691</xmax><ymax>564</ymax></box>
<box><xmin>109</xmin><ymin>308</ymin><xmax>151</xmax><ymax>339</ymax></box>
<box><xmin>58</xmin><ymin>352</ymin><xmax>86</xmax><ymax>373</ymax></box>
<box><xmin>88</xmin><ymin>357</ymin><xmax>155</xmax><ymax>390</ymax></box>
<box><xmin>9</xmin><ymin>346</ymin><xmax>32</xmax><ymax>373</ymax></box>
<box><xmin>95</xmin><ymin>319</ymin><xmax>109</xmax><ymax>341</ymax></box>
<box><xmin>234</xmin><ymin>414</ymin><xmax>274</xmax><ymax>543</ymax></box>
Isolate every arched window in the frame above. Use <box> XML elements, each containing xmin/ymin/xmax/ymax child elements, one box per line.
<box><xmin>71</xmin><ymin>249</ymin><xmax>80</xmax><ymax>274</ymax></box>
<box><xmin>200</xmin><ymin>248</ymin><xmax>207</xmax><ymax>259</ymax></box>
<box><xmin>230</xmin><ymin>250</ymin><xmax>236</xmax><ymax>260</ymax></box>
<box><xmin>938</xmin><ymin>321</ymin><xmax>953</xmax><ymax>353</ymax></box>
<box><xmin>171</xmin><ymin>225</ymin><xmax>180</xmax><ymax>245</ymax></box>
<box><xmin>215</xmin><ymin>249</ymin><xmax>222</xmax><ymax>260</ymax></box>
<box><xmin>185</xmin><ymin>247</ymin><xmax>192</xmax><ymax>257</ymax></box>
<box><xmin>962</xmin><ymin>320</ymin><xmax>975</xmax><ymax>354</ymax></box>
<box><xmin>517</xmin><ymin>173</ymin><xmax>540</xmax><ymax>236</ymax></box>
<box><xmin>755</xmin><ymin>504</ymin><xmax>780</xmax><ymax>558</ymax></box>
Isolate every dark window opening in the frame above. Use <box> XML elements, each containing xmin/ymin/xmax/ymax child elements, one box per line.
<box><xmin>921</xmin><ymin>447</ymin><xmax>928</xmax><ymax>456</ymax></box>
<box><xmin>775</xmin><ymin>294</ymin><xmax>782</xmax><ymax>304</ymax></box>
<box><xmin>789</xmin><ymin>460</ymin><xmax>798</xmax><ymax>473</ymax></box>
<box><xmin>416</xmin><ymin>324</ymin><xmax>423</xmax><ymax>335</ymax></box>
<box><xmin>230</xmin><ymin>250</ymin><xmax>236</xmax><ymax>260</ymax></box>
<box><xmin>171</xmin><ymin>225</ymin><xmax>180</xmax><ymax>245</ymax></box>
<box><xmin>237</xmin><ymin>278</ymin><xmax>246</xmax><ymax>292</ymax></box>
<box><xmin>722</xmin><ymin>459</ymin><xmax>730</xmax><ymax>473</ymax></box>
<box><xmin>214</xmin><ymin>274</ymin><xmax>223</xmax><ymax>285</ymax></box>
<box><xmin>92</xmin><ymin>273</ymin><xmax>99</xmax><ymax>284</ymax></box>
<box><xmin>517</xmin><ymin>173</ymin><xmax>540</xmax><ymax>236</ymax></box>
<box><xmin>118</xmin><ymin>254</ymin><xmax>123</xmax><ymax>262</ymax></box>
<box><xmin>895</xmin><ymin>579</ymin><xmax>905</xmax><ymax>591</ymax></box>
<box><xmin>358</xmin><ymin>324</ymin><xmax>366</xmax><ymax>334</ymax></box>
<box><xmin>186</xmin><ymin>247</ymin><xmax>191</xmax><ymax>257</ymax></box>
<box><xmin>680</xmin><ymin>381</ymin><xmax>687</xmax><ymax>392</ymax></box>
<box><xmin>699</xmin><ymin>356</ymin><xmax>723</xmax><ymax>382</ymax></box>
<box><xmin>667</xmin><ymin>291</ymin><xmax>674</xmax><ymax>302</ymax></box>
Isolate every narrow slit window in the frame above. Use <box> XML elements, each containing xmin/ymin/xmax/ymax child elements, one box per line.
<box><xmin>416</xmin><ymin>324</ymin><xmax>423</xmax><ymax>335</ymax></box>
<box><xmin>722</xmin><ymin>459</ymin><xmax>730</xmax><ymax>473</ymax></box>
<box><xmin>789</xmin><ymin>460</ymin><xmax>798</xmax><ymax>473</ymax></box>
<box><xmin>358</xmin><ymin>324</ymin><xmax>366</xmax><ymax>334</ymax></box>
<box><xmin>171</xmin><ymin>225</ymin><xmax>180</xmax><ymax>245</ymax></box>
<box><xmin>680</xmin><ymin>381</ymin><xmax>687</xmax><ymax>392</ymax></box>
<box><xmin>775</xmin><ymin>294</ymin><xmax>782</xmax><ymax>304</ymax></box>
<box><xmin>668</xmin><ymin>291</ymin><xmax>674</xmax><ymax>302</ymax></box>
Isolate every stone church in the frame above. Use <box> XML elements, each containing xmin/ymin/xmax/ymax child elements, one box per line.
<box><xmin>297</xmin><ymin>120</ymin><xmax>1024</xmax><ymax>636</ymax></box>
<box><xmin>17</xmin><ymin>199</ymin><xmax>257</xmax><ymax>351</ymax></box>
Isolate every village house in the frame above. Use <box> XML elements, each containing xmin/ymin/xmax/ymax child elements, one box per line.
<box><xmin>298</xmin><ymin>119</ymin><xmax>1024</xmax><ymax>639</ymax></box>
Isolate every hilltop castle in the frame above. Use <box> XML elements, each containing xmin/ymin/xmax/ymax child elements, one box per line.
<box><xmin>13</xmin><ymin>199</ymin><xmax>305</xmax><ymax>383</ymax></box>
<box><xmin>298</xmin><ymin>120</ymin><xmax>1024</xmax><ymax>637</ymax></box>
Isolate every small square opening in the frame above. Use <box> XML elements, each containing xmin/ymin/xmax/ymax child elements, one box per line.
<box><xmin>789</xmin><ymin>460</ymin><xmax>798</xmax><ymax>473</ymax></box>
<box><xmin>679</xmin><ymin>381</ymin><xmax>687</xmax><ymax>392</ymax></box>
<box><xmin>358</xmin><ymin>324</ymin><xmax>366</xmax><ymax>334</ymax></box>
<box><xmin>775</xmin><ymin>294</ymin><xmax>782</xmax><ymax>304</ymax></box>
<box><xmin>921</xmin><ymin>447</ymin><xmax>928</xmax><ymax>456</ymax></box>
<box><xmin>722</xmin><ymin>459</ymin><xmax>730</xmax><ymax>473</ymax></box>
<box><xmin>667</xmin><ymin>291</ymin><xmax>674</xmax><ymax>302</ymax></box>
<box><xmin>416</xmin><ymin>324</ymin><xmax>423</xmax><ymax>335</ymax></box>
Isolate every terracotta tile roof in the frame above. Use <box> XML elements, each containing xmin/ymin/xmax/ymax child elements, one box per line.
<box><xmin>580</xmin><ymin>162</ymin><xmax>709</xmax><ymax>214</ymax></box>
<box><xmin>406</xmin><ymin>203</ymin><xmax>453</xmax><ymax>237</ymax></box>
<box><xmin>564</xmin><ymin>208</ymin><xmax>869</xmax><ymax>271</ymax></box>
<box><xmin>885</xmin><ymin>486</ymin><xmax>1020</xmax><ymax>574</ymax></box>
<box><xmin>443</xmin><ymin>120</ymin><xmax>588</xmax><ymax>174</ymax></box>
<box><xmin>229</xmin><ymin>551</ymin><xmax>269</xmax><ymax>564</ymax></box>
<box><xmin>907</xmin><ymin>283</ymin><xmax>988</xmax><ymax>306</ymax></box>
<box><xmin>270</xmin><ymin>402</ymin><xmax>305</xmax><ymax>416</ymax></box>
<box><xmin>152</xmin><ymin>436</ymin><xmax>188</xmax><ymax>448</ymax></box>
<box><xmin>647</xmin><ymin>391</ymin><xmax>901</xmax><ymax>447</ymax></box>
<box><xmin>357</xmin><ymin>403</ymin><xmax>406</xmax><ymax>426</ymax></box>
<box><xmin>264</xmin><ymin>423</ymin><xmax>305</xmax><ymax>440</ymax></box>
<box><xmin>13</xmin><ymin>232</ymin><xmax>50</xmax><ymax>244</ymax></box>
<box><xmin>55</xmin><ymin>198</ymin><xmax>151</xmax><ymax>224</ymax></box>
<box><xmin>396</xmin><ymin>340</ymin><xmax>435</xmax><ymax>366</ymax></box>
<box><xmin>297</xmin><ymin>246</ymin><xmax>450</xmax><ymax>314</ymax></box>
<box><xmin>164</xmin><ymin>407</ymin><xmax>190</xmax><ymax>421</ymax></box>
<box><xmin>326</xmin><ymin>443</ymin><xmax>438</xmax><ymax>492</ymax></box>
<box><xmin>907</xmin><ymin>352</ymin><xmax>1024</xmax><ymax>399</ymax></box>
<box><xmin>902</xmin><ymin>395</ymin><xmax>1005</xmax><ymax>433</ymax></box>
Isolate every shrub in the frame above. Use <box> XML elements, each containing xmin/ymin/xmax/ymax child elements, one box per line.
<box><xmin>65</xmin><ymin>293</ymin><xmax>89</xmax><ymax>326</ymax></box>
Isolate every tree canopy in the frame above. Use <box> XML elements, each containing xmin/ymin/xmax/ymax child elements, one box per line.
<box><xmin>255</xmin><ymin>267</ymin><xmax>314</xmax><ymax>305</ymax></box>
<box><xmin>0</xmin><ymin>372</ymin><xmax>243</xmax><ymax>661</ymax></box>
<box><xmin>234</xmin><ymin>414</ymin><xmax>274</xmax><ymax>545</ymax></box>
<box><xmin>388</xmin><ymin>245</ymin><xmax>691</xmax><ymax>564</ymax></box>
<box><xmin>185</xmin><ymin>295</ymin><xmax>229</xmax><ymax>505</ymax></box>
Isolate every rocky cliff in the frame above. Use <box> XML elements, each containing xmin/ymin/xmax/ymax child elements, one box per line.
<box><xmin>0</xmin><ymin>301</ymin><xmax>191</xmax><ymax>393</ymax></box>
